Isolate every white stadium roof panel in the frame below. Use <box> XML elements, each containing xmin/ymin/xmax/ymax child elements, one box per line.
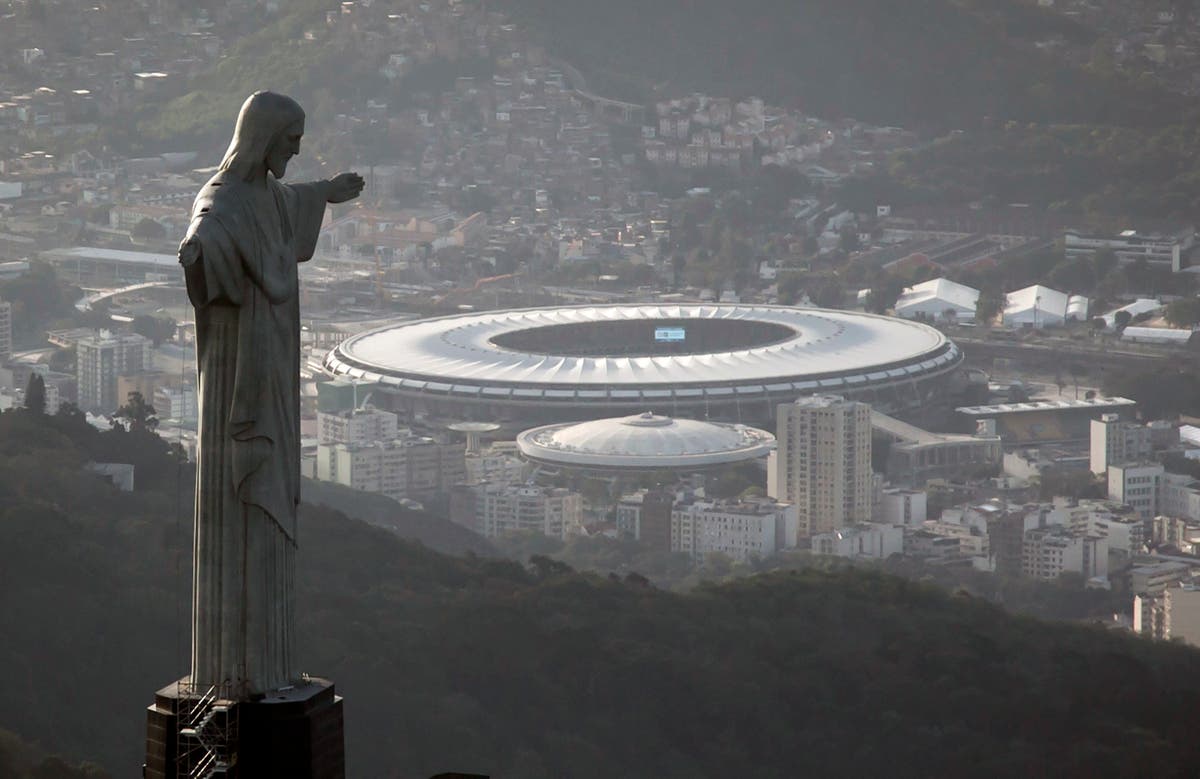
<box><xmin>323</xmin><ymin>305</ymin><xmax>963</xmax><ymax>414</ymax></box>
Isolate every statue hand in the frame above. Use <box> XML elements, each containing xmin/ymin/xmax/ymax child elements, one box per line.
<box><xmin>179</xmin><ymin>235</ymin><xmax>201</xmax><ymax>266</ymax></box>
<box><xmin>326</xmin><ymin>172</ymin><xmax>365</xmax><ymax>204</ymax></box>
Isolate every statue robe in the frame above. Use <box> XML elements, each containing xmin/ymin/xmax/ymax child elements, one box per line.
<box><xmin>181</xmin><ymin>172</ymin><xmax>325</xmax><ymax>694</ymax></box>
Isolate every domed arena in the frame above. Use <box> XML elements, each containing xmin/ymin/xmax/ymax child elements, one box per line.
<box><xmin>517</xmin><ymin>412</ymin><xmax>776</xmax><ymax>472</ymax></box>
<box><xmin>322</xmin><ymin>304</ymin><xmax>963</xmax><ymax>429</ymax></box>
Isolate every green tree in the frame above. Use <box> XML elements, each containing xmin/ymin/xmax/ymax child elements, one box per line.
<box><xmin>975</xmin><ymin>289</ymin><xmax>1005</xmax><ymax>325</ymax></box>
<box><xmin>131</xmin><ymin>218</ymin><xmax>166</xmax><ymax>241</ymax></box>
<box><xmin>1092</xmin><ymin>249</ymin><xmax>1119</xmax><ymax>279</ymax></box>
<box><xmin>115</xmin><ymin>391</ymin><xmax>158</xmax><ymax>433</ymax></box>
<box><xmin>131</xmin><ymin>315</ymin><xmax>176</xmax><ymax>346</ymax></box>
<box><xmin>24</xmin><ymin>374</ymin><xmax>46</xmax><ymax>415</ymax></box>
<box><xmin>1164</xmin><ymin>298</ymin><xmax>1200</xmax><ymax>328</ymax></box>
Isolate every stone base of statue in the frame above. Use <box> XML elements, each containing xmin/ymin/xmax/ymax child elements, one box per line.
<box><xmin>144</xmin><ymin>677</ymin><xmax>344</xmax><ymax>778</ymax></box>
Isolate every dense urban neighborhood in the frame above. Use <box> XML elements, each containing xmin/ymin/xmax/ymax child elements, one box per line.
<box><xmin>9</xmin><ymin>1</ymin><xmax>1200</xmax><ymax>778</ymax></box>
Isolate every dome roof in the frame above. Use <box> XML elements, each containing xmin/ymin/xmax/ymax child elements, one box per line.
<box><xmin>516</xmin><ymin>412</ymin><xmax>775</xmax><ymax>470</ymax></box>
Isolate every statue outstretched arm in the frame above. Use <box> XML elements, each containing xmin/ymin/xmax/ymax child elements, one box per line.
<box><xmin>324</xmin><ymin>172</ymin><xmax>364</xmax><ymax>204</ymax></box>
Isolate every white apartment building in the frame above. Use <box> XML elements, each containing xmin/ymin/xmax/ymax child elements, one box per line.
<box><xmin>317</xmin><ymin>407</ymin><xmax>400</xmax><ymax>445</ymax></box>
<box><xmin>1041</xmin><ymin>500</ymin><xmax>1145</xmax><ymax>555</ymax></box>
<box><xmin>1151</xmin><ymin>516</ymin><xmax>1200</xmax><ymax>553</ymax></box>
<box><xmin>0</xmin><ymin>297</ymin><xmax>11</xmax><ymax>363</ymax></box>
<box><xmin>1022</xmin><ymin>526</ymin><xmax>1108</xmax><ymax>581</ymax></box>
<box><xmin>317</xmin><ymin>440</ymin><xmax>408</xmax><ymax>501</ymax></box>
<box><xmin>672</xmin><ymin>499</ymin><xmax>798</xmax><ymax>563</ymax></box>
<box><xmin>76</xmin><ymin>329</ymin><xmax>153</xmax><ymax>412</ymax></box>
<box><xmin>1165</xmin><ymin>586</ymin><xmax>1200</xmax><ymax>646</ymax></box>
<box><xmin>464</xmin><ymin>442</ymin><xmax>529</xmax><ymax>485</ymax></box>
<box><xmin>811</xmin><ymin>523</ymin><xmax>903</xmax><ymax>559</ymax></box>
<box><xmin>1138</xmin><ymin>585</ymin><xmax>1200</xmax><ymax>646</ymax></box>
<box><xmin>470</xmin><ymin>483</ymin><xmax>583</xmax><ymax>539</ymax></box>
<box><xmin>876</xmin><ymin>488</ymin><xmax>927</xmax><ymax>527</ymax></box>
<box><xmin>1107</xmin><ymin>463</ymin><xmax>1164</xmax><ymax>520</ymax></box>
<box><xmin>1160</xmin><ymin>472</ymin><xmax>1200</xmax><ymax>523</ymax></box>
<box><xmin>316</xmin><ymin>434</ymin><xmax>466</xmax><ymax>502</ymax></box>
<box><xmin>769</xmin><ymin>395</ymin><xmax>872</xmax><ymax>538</ymax></box>
<box><xmin>1131</xmin><ymin>562</ymin><xmax>1193</xmax><ymax>597</ymax></box>
<box><xmin>1090</xmin><ymin>414</ymin><xmax>1151</xmax><ymax>476</ymax></box>
<box><xmin>154</xmin><ymin>385</ymin><xmax>197</xmax><ymax>422</ymax></box>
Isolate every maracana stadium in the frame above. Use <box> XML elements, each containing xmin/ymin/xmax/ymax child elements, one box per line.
<box><xmin>322</xmin><ymin>304</ymin><xmax>963</xmax><ymax>429</ymax></box>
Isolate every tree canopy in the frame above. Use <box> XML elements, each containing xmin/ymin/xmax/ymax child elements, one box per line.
<box><xmin>5</xmin><ymin>409</ymin><xmax>1200</xmax><ymax>776</ymax></box>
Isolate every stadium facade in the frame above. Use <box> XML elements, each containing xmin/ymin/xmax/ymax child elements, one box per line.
<box><xmin>323</xmin><ymin>304</ymin><xmax>963</xmax><ymax>429</ymax></box>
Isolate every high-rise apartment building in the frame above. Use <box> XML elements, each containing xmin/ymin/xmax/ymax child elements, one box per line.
<box><xmin>76</xmin><ymin>330</ymin><xmax>153</xmax><ymax>412</ymax></box>
<box><xmin>0</xmin><ymin>297</ymin><xmax>11</xmax><ymax>364</ymax></box>
<box><xmin>1090</xmin><ymin>413</ymin><xmax>1152</xmax><ymax>475</ymax></box>
<box><xmin>769</xmin><ymin>395</ymin><xmax>872</xmax><ymax>538</ymax></box>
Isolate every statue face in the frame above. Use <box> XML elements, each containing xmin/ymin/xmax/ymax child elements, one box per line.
<box><xmin>266</xmin><ymin>119</ymin><xmax>304</xmax><ymax>179</ymax></box>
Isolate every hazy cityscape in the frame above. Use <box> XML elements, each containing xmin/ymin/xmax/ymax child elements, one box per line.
<box><xmin>7</xmin><ymin>1</ymin><xmax>1200</xmax><ymax>777</ymax></box>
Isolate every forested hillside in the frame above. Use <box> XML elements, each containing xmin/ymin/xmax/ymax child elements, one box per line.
<box><xmin>5</xmin><ymin>406</ymin><xmax>1200</xmax><ymax>777</ymax></box>
<box><xmin>497</xmin><ymin>0</ymin><xmax>1177</xmax><ymax>130</ymax></box>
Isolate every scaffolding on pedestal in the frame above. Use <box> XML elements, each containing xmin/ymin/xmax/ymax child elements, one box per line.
<box><xmin>175</xmin><ymin>682</ymin><xmax>241</xmax><ymax>778</ymax></box>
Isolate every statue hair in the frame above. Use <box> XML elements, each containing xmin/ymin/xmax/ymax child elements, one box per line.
<box><xmin>218</xmin><ymin>91</ymin><xmax>305</xmax><ymax>181</ymax></box>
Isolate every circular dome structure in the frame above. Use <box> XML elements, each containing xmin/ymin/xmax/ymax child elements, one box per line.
<box><xmin>517</xmin><ymin>412</ymin><xmax>775</xmax><ymax>471</ymax></box>
<box><xmin>323</xmin><ymin>304</ymin><xmax>962</xmax><ymax>428</ymax></box>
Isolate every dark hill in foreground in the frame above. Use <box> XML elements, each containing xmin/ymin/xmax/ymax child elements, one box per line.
<box><xmin>3</xmin><ymin>406</ymin><xmax>1200</xmax><ymax>777</ymax></box>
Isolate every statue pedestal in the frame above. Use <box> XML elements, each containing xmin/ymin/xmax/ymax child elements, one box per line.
<box><xmin>144</xmin><ymin>677</ymin><xmax>344</xmax><ymax>778</ymax></box>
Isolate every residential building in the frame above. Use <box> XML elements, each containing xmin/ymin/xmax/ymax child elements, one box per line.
<box><xmin>316</xmin><ymin>440</ymin><xmax>408</xmax><ymax>501</ymax></box>
<box><xmin>876</xmin><ymin>488</ymin><xmax>927</xmax><ymax>526</ymax></box>
<box><xmin>911</xmin><ymin>520</ymin><xmax>989</xmax><ymax>560</ymax></box>
<box><xmin>116</xmin><ymin>371</ymin><xmax>169</xmax><ymax>407</ymax></box>
<box><xmin>1132</xmin><ymin>561</ymin><xmax>1195</xmax><ymax>641</ymax></box>
<box><xmin>904</xmin><ymin>529</ymin><xmax>970</xmax><ymax>564</ymax></box>
<box><xmin>1164</xmin><ymin>586</ymin><xmax>1200</xmax><ymax>646</ymax></box>
<box><xmin>671</xmin><ymin>498</ymin><xmax>798</xmax><ymax>563</ymax></box>
<box><xmin>1150</xmin><ymin>515</ymin><xmax>1200</xmax><ymax>553</ymax></box>
<box><xmin>1022</xmin><ymin>525</ymin><xmax>1108</xmax><ymax>581</ymax></box>
<box><xmin>770</xmin><ymin>395</ymin><xmax>872</xmax><ymax>538</ymax></box>
<box><xmin>76</xmin><ymin>329</ymin><xmax>153</xmax><ymax>412</ymax></box>
<box><xmin>1160</xmin><ymin>473</ymin><xmax>1200</xmax><ymax>523</ymax></box>
<box><xmin>453</xmin><ymin>483</ymin><xmax>583</xmax><ymax>539</ymax></box>
<box><xmin>0</xmin><ymin>297</ymin><xmax>11</xmax><ymax>363</ymax></box>
<box><xmin>315</xmin><ymin>434</ymin><xmax>465</xmax><ymax>503</ymax></box>
<box><xmin>987</xmin><ymin>510</ymin><xmax>1033</xmax><ymax>577</ymax></box>
<box><xmin>1131</xmin><ymin>562</ymin><xmax>1193</xmax><ymax>597</ymax></box>
<box><xmin>616</xmin><ymin>488</ymin><xmax>675</xmax><ymax>553</ymax></box>
<box><xmin>1089</xmin><ymin>414</ymin><xmax>1152</xmax><ymax>475</ymax></box>
<box><xmin>154</xmin><ymin>385</ymin><xmax>196</xmax><ymax>422</ymax></box>
<box><xmin>1107</xmin><ymin>463</ymin><xmax>1164</xmax><ymax>520</ymax></box>
<box><xmin>317</xmin><ymin>407</ymin><xmax>400</xmax><ymax>445</ymax></box>
<box><xmin>811</xmin><ymin>523</ymin><xmax>903</xmax><ymax>559</ymax></box>
<box><xmin>464</xmin><ymin>442</ymin><xmax>529</xmax><ymax>486</ymax></box>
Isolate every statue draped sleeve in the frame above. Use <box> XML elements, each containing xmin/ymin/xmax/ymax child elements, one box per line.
<box><xmin>181</xmin><ymin>176</ymin><xmax>326</xmax><ymax>541</ymax></box>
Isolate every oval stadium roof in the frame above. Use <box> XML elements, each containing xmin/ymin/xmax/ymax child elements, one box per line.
<box><xmin>324</xmin><ymin>304</ymin><xmax>958</xmax><ymax>399</ymax></box>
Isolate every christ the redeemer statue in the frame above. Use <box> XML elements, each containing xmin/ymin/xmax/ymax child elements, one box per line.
<box><xmin>179</xmin><ymin>91</ymin><xmax>363</xmax><ymax>694</ymax></box>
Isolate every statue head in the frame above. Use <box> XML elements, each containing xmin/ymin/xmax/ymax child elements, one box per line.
<box><xmin>218</xmin><ymin>91</ymin><xmax>306</xmax><ymax>182</ymax></box>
